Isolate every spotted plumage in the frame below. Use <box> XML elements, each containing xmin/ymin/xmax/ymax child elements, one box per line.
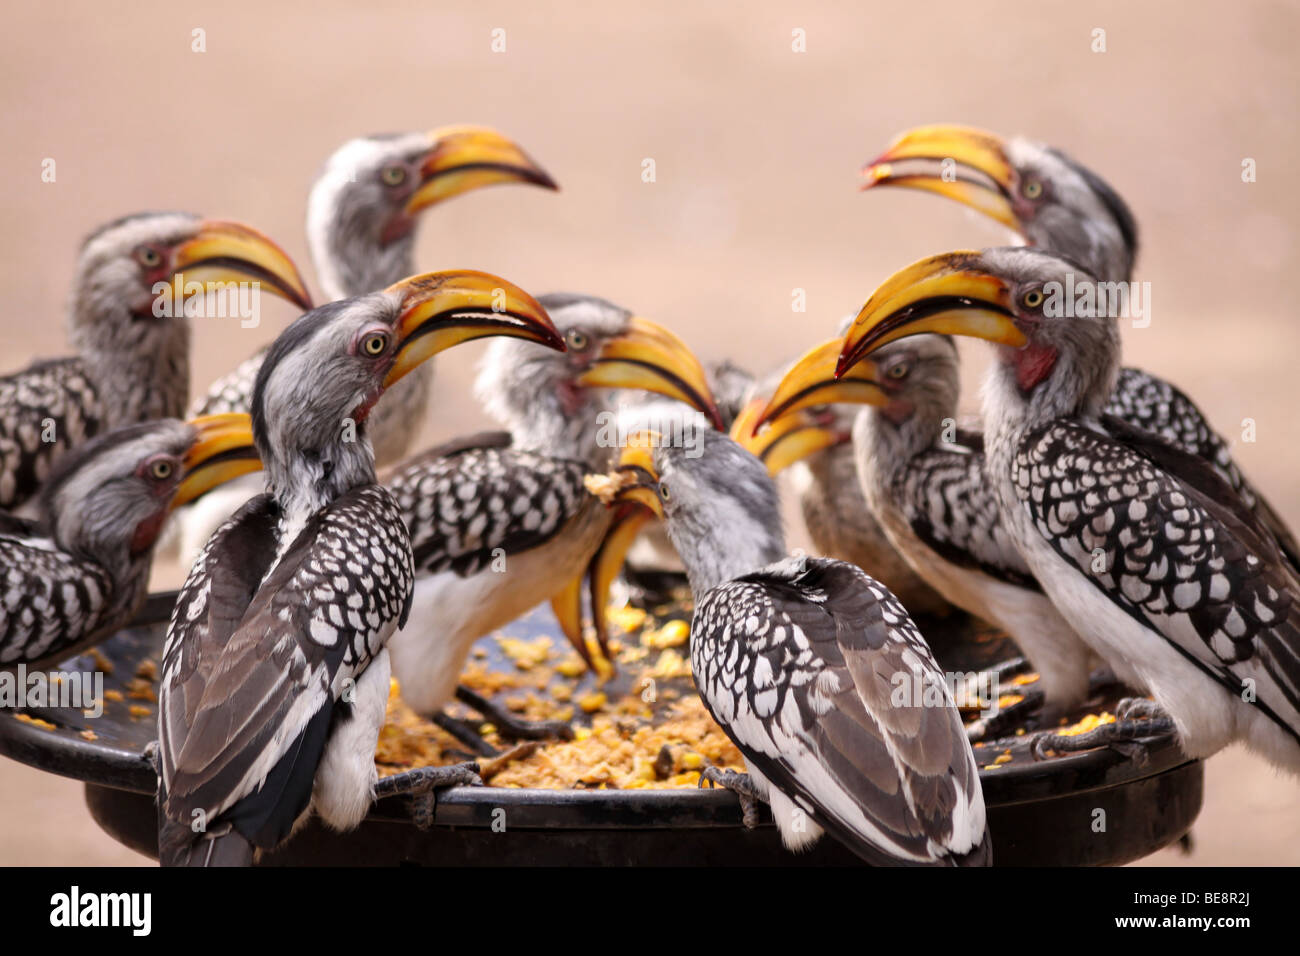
<box><xmin>692</xmin><ymin>556</ymin><xmax>989</xmax><ymax>865</ymax></box>
<box><xmin>157</xmin><ymin>486</ymin><xmax>413</xmax><ymax>864</ymax></box>
<box><xmin>0</xmin><ymin>359</ymin><xmax>102</xmax><ymax>510</ymax></box>
<box><xmin>615</xmin><ymin>429</ymin><xmax>989</xmax><ymax>863</ymax></box>
<box><xmin>387</xmin><ymin>433</ymin><xmax>589</xmax><ymax>576</ymax></box>
<box><xmin>0</xmin><ymin>526</ymin><xmax>111</xmax><ymax>666</ymax></box>
<box><xmin>1011</xmin><ymin>419</ymin><xmax>1300</xmax><ymax>755</ymax></box>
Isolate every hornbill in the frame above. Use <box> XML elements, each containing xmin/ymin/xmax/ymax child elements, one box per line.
<box><xmin>156</xmin><ymin>271</ymin><xmax>563</xmax><ymax>866</ymax></box>
<box><xmin>595</xmin><ymin>429</ymin><xmax>990</xmax><ymax>865</ymax></box>
<box><xmin>839</xmin><ymin>248</ymin><xmax>1300</xmax><ymax>773</ymax></box>
<box><xmin>180</xmin><ymin>127</ymin><xmax>556</xmax><ymax>562</ymax></box>
<box><xmin>0</xmin><ymin>415</ymin><xmax>258</xmax><ymax>670</ymax></box>
<box><xmin>382</xmin><ymin>293</ymin><xmax>722</xmax><ymax>746</ymax></box>
<box><xmin>754</xmin><ymin>335</ymin><xmax>1098</xmax><ymax>719</ymax></box>
<box><xmin>862</xmin><ymin>124</ymin><xmax>1299</xmax><ymax>567</ymax></box>
<box><xmin>0</xmin><ymin>213</ymin><xmax>309</xmax><ymax>512</ymax></box>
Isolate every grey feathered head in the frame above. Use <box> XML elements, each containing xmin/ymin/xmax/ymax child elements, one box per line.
<box><xmin>609</xmin><ymin>429</ymin><xmax>786</xmax><ymax>593</ymax></box>
<box><xmin>863</xmin><ymin>125</ymin><xmax>1138</xmax><ymax>282</ymax></box>
<box><xmin>306</xmin><ymin>127</ymin><xmax>557</xmax><ymax>300</ymax></box>
<box><xmin>838</xmin><ymin>247</ymin><xmax>1121</xmax><ymax>426</ymax></box>
<box><xmin>40</xmin><ymin>419</ymin><xmax>197</xmax><ymax>572</ymax></box>
<box><xmin>475</xmin><ymin>293</ymin><xmax>723</xmax><ymax>463</ymax></box>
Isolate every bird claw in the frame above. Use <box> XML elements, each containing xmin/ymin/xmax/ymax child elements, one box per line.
<box><xmin>374</xmin><ymin>761</ymin><xmax>483</xmax><ymax>831</ymax></box>
<box><xmin>698</xmin><ymin>767</ymin><xmax>762</xmax><ymax>829</ymax></box>
<box><xmin>1028</xmin><ymin>701</ymin><xmax>1176</xmax><ymax>764</ymax></box>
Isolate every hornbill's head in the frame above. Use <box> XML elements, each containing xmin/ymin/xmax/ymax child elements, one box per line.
<box><xmin>862</xmin><ymin>125</ymin><xmax>1138</xmax><ymax>282</ymax></box>
<box><xmin>251</xmin><ymin>270</ymin><xmax>562</xmax><ymax>506</ymax></box>
<box><xmin>597</xmin><ymin>429</ymin><xmax>785</xmax><ymax>594</ymax></box>
<box><xmin>307</xmin><ymin>127</ymin><xmax>557</xmax><ymax>298</ymax></box>
<box><xmin>39</xmin><ymin>414</ymin><xmax>260</xmax><ymax>570</ymax></box>
<box><xmin>752</xmin><ymin>333</ymin><xmax>959</xmax><ymax>457</ymax></box>
<box><xmin>837</xmin><ymin>248</ymin><xmax>1120</xmax><ymax>422</ymax></box>
<box><xmin>71</xmin><ymin>212</ymin><xmax>312</xmax><ymax>331</ymax></box>
<box><xmin>475</xmin><ymin>293</ymin><xmax>724</xmax><ymax>461</ymax></box>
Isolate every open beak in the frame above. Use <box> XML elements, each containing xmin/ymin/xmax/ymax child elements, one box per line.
<box><xmin>575</xmin><ymin>317</ymin><xmax>725</xmax><ymax>429</ymax></box>
<box><xmin>550</xmin><ymin>500</ymin><xmax>652</xmax><ymax>673</ymax></box>
<box><xmin>383</xmin><ymin>270</ymin><xmax>563</xmax><ymax>388</ymax></box>
<box><xmin>861</xmin><ymin>124</ymin><xmax>1020</xmax><ymax>232</ymax></box>
<box><xmin>605</xmin><ymin>437</ymin><xmax>665</xmax><ymax>519</ymax></box>
<box><xmin>405</xmin><ymin>125</ymin><xmax>558</xmax><ymax>215</ymax></box>
<box><xmin>172</xmin><ymin>413</ymin><xmax>261</xmax><ymax>509</ymax></box>
<box><xmin>838</xmin><ymin>252</ymin><xmax>1026</xmax><ymax>377</ymax></box>
<box><xmin>170</xmin><ymin>221</ymin><xmax>313</xmax><ymax>310</ymax></box>
<box><xmin>731</xmin><ymin>397</ymin><xmax>841</xmax><ymax>477</ymax></box>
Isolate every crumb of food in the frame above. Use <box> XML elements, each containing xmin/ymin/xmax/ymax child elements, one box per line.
<box><xmin>496</xmin><ymin>636</ymin><xmax>554</xmax><ymax>671</ymax></box>
<box><xmin>644</xmin><ymin>619</ymin><xmax>689</xmax><ymax>649</ymax></box>
<box><xmin>135</xmin><ymin>659</ymin><xmax>158</xmax><ymax>681</ymax></box>
<box><xmin>103</xmin><ymin>690</ymin><xmax>124</xmax><ymax>703</ymax></box>
<box><xmin>1056</xmin><ymin>712</ymin><xmax>1117</xmax><ymax>737</ymax></box>
<box><xmin>578</xmin><ymin>692</ymin><xmax>607</xmax><ymax>713</ymax></box>
<box><xmin>583</xmin><ymin>470</ymin><xmax>634</xmax><ymax>505</ymax></box>
<box><xmin>128</xmin><ymin>704</ymin><xmax>152</xmax><ymax>719</ymax></box>
<box><xmin>14</xmin><ymin>713</ymin><xmax>56</xmax><ymax>731</ymax></box>
<box><xmin>79</xmin><ymin>729</ymin><xmax>98</xmax><ymax>741</ymax></box>
<box><xmin>90</xmin><ymin>648</ymin><xmax>114</xmax><ymax>675</ymax></box>
<box><xmin>125</xmin><ymin>678</ymin><xmax>157</xmax><ymax>702</ymax></box>
<box><xmin>1011</xmin><ymin>672</ymin><xmax>1040</xmax><ymax>687</ymax></box>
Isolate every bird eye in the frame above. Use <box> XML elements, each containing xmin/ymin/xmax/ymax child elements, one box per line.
<box><xmin>887</xmin><ymin>362</ymin><xmax>910</xmax><ymax>380</ymax></box>
<box><xmin>380</xmin><ymin>165</ymin><xmax>407</xmax><ymax>187</ymax></box>
<box><xmin>135</xmin><ymin>246</ymin><xmax>162</xmax><ymax>268</ymax></box>
<box><xmin>362</xmin><ymin>332</ymin><xmax>390</xmax><ymax>356</ymax></box>
<box><xmin>1022</xmin><ymin>289</ymin><xmax>1045</xmax><ymax>310</ymax></box>
<box><xmin>566</xmin><ymin>330</ymin><xmax>589</xmax><ymax>351</ymax></box>
<box><xmin>1022</xmin><ymin>179</ymin><xmax>1044</xmax><ymax>200</ymax></box>
<box><xmin>658</xmin><ymin>482</ymin><xmax>670</xmax><ymax>501</ymax></box>
<box><xmin>149</xmin><ymin>460</ymin><xmax>174</xmax><ymax>481</ymax></box>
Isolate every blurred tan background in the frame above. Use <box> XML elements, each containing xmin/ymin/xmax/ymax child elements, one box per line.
<box><xmin>1</xmin><ymin>0</ymin><xmax>1297</xmax><ymax>865</ymax></box>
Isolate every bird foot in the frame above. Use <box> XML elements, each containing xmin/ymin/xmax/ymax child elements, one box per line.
<box><xmin>698</xmin><ymin>767</ymin><xmax>762</xmax><ymax>829</ymax></box>
<box><xmin>1030</xmin><ymin>698</ymin><xmax>1175</xmax><ymax>765</ymax></box>
<box><xmin>374</xmin><ymin>761</ymin><xmax>483</xmax><ymax>830</ymax></box>
<box><xmin>454</xmin><ymin>685</ymin><xmax>575</xmax><ymax>743</ymax></box>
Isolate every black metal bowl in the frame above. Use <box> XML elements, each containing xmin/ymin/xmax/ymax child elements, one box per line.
<box><xmin>1</xmin><ymin>591</ymin><xmax>1201</xmax><ymax>866</ymax></box>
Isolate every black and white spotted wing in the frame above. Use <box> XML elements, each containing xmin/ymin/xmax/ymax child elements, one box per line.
<box><xmin>0</xmin><ymin>358</ymin><xmax>102</xmax><ymax>509</ymax></box>
<box><xmin>691</xmin><ymin>556</ymin><xmax>989</xmax><ymax>865</ymax></box>
<box><xmin>0</xmin><ymin>522</ymin><xmax>112</xmax><ymax>667</ymax></box>
<box><xmin>385</xmin><ymin>431</ymin><xmax>589</xmax><ymax>577</ymax></box>
<box><xmin>1108</xmin><ymin>366</ymin><xmax>1300</xmax><ymax>571</ymax></box>
<box><xmin>157</xmin><ymin>484</ymin><xmax>413</xmax><ymax>861</ymax></box>
<box><xmin>1015</xmin><ymin>420</ymin><xmax>1300</xmax><ymax>743</ymax></box>
<box><xmin>894</xmin><ymin>439</ymin><xmax>1040</xmax><ymax>590</ymax></box>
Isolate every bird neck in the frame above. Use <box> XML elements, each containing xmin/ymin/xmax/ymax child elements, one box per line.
<box><xmin>308</xmin><ymin>201</ymin><xmax>417</xmax><ymax>302</ymax></box>
<box><xmin>667</xmin><ymin>495</ymin><xmax>787</xmax><ymax>595</ymax></box>
<box><xmin>265</xmin><ymin>437</ymin><xmax>377</xmax><ymax>518</ymax></box>
<box><xmin>69</xmin><ymin>299</ymin><xmax>191</xmax><ymax>426</ymax></box>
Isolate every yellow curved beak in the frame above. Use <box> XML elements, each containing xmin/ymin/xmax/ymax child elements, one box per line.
<box><xmin>730</xmin><ymin>397</ymin><xmax>841</xmax><ymax>477</ymax></box>
<box><xmin>838</xmin><ymin>252</ymin><xmax>1025</xmax><ymax>377</ymax></box>
<box><xmin>382</xmin><ymin>270</ymin><xmax>563</xmax><ymax>388</ymax></box>
<box><xmin>757</xmin><ymin>338</ymin><xmax>889</xmax><ymax>428</ymax></box>
<box><xmin>575</xmin><ymin>317</ymin><xmax>725</xmax><ymax>430</ymax></box>
<box><xmin>170</xmin><ymin>220</ymin><xmax>313</xmax><ymax>311</ymax></box>
<box><xmin>862</xmin><ymin>124</ymin><xmax>1020</xmax><ymax>232</ymax></box>
<box><xmin>405</xmin><ymin>125</ymin><xmax>558</xmax><ymax>214</ymax></box>
<box><xmin>172</xmin><ymin>412</ymin><xmax>262</xmax><ymax>509</ymax></box>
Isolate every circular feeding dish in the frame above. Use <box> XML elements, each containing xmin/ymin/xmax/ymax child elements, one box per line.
<box><xmin>0</xmin><ymin>589</ymin><xmax>1201</xmax><ymax>865</ymax></box>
